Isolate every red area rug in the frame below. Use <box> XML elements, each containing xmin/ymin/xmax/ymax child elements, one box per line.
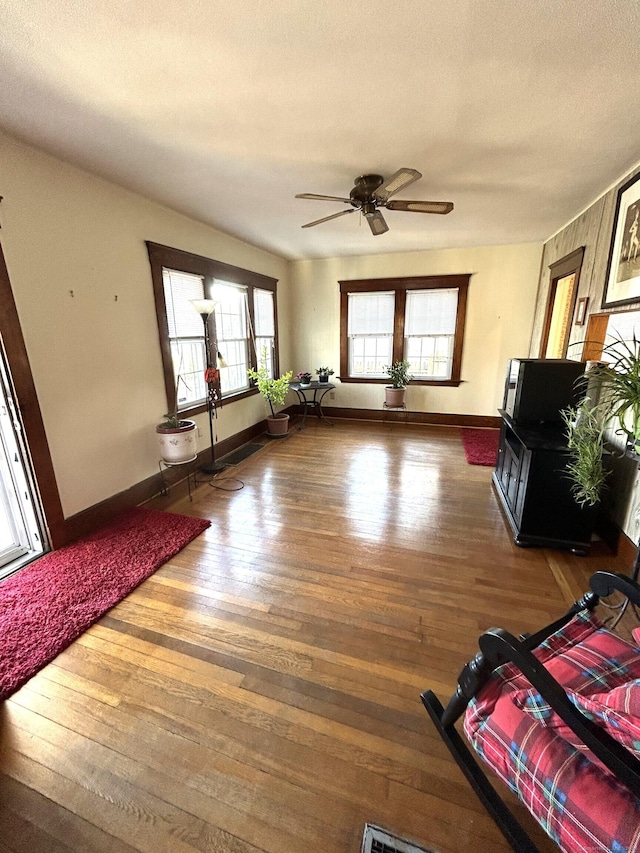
<box><xmin>0</xmin><ymin>507</ymin><xmax>209</xmax><ymax>699</ymax></box>
<box><xmin>461</xmin><ymin>427</ymin><xmax>500</xmax><ymax>466</ymax></box>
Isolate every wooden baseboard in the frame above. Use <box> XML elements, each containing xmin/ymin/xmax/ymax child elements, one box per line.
<box><xmin>289</xmin><ymin>404</ymin><xmax>501</xmax><ymax>429</ymax></box>
<box><xmin>65</xmin><ymin>420</ymin><xmax>268</xmax><ymax>542</ymax></box>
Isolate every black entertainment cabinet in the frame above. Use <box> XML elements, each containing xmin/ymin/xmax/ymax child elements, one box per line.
<box><xmin>492</xmin><ymin>410</ymin><xmax>596</xmax><ymax>555</ymax></box>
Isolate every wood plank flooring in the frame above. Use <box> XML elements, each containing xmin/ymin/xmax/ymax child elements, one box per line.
<box><xmin>0</xmin><ymin>420</ymin><xmax>630</xmax><ymax>852</ymax></box>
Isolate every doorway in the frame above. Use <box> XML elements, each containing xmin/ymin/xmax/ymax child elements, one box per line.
<box><xmin>0</xmin><ymin>350</ymin><xmax>46</xmax><ymax>577</ymax></box>
<box><xmin>539</xmin><ymin>247</ymin><xmax>585</xmax><ymax>358</ymax></box>
<box><xmin>0</xmin><ymin>238</ymin><xmax>66</xmax><ymax>565</ymax></box>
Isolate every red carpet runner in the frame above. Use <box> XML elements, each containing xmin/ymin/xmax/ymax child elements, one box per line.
<box><xmin>461</xmin><ymin>427</ymin><xmax>500</xmax><ymax>466</ymax></box>
<box><xmin>0</xmin><ymin>507</ymin><xmax>209</xmax><ymax>699</ymax></box>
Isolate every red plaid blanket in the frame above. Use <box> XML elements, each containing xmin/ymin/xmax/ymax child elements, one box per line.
<box><xmin>464</xmin><ymin>611</ymin><xmax>640</xmax><ymax>852</ymax></box>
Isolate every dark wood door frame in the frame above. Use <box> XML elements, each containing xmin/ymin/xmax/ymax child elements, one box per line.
<box><xmin>539</xmin><ymin>247</ymin><xmax>585</xmax><ymax>358</ymax></box>
<box><xmin>0</xmin><ymin>241</ymin><xmax>66</xmax><ymax>548</ymax></box>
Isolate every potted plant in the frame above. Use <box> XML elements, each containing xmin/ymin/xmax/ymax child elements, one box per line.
<box><xmin>316</xmin><ymin>367</ymin><xmax>334</xmax><ymax>384</ymax></box>
<box><xmin>155</xmin><ymin>374</ymin><xmax>198</xmax><ymax>463</ymax></box>
<box><xmin>383</xmin><ymin>360</ymin><xmax>413</xmax><ymax>407</ymax></box>
<box><xmin>248</xmin><ymin>354</ymin><xmax>293</xmax><ymax>437</ymax></box>
<box><xmin>295</xmin><ymin>371</ymin><xmax>312</xmax><ymax>387</ymax></box>
<box><xmin>156</xmin><ymin>411</ymin><xmax>198</xmax><ymax>464</ymax></box>
<box><xmin>560</xmin><ymin>399</ymin><xmax>609</xmax><ymax>507</ymax></box>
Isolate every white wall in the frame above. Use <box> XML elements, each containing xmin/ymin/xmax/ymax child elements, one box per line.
<box><xmin>0</xmin><ymin>131</ymin><xmax>292</xmax><ymax>517</ymax></box>
<box><xmin>290</xmin><ymin>243</ymin><xmax>542</xmax><ymax>416</ymax></box>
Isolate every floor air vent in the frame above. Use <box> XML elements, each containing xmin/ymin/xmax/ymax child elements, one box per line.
<box><xmin>361</xmin><ymin>824</ymin><xmax>439</xmax><ymax>853</ymax></box>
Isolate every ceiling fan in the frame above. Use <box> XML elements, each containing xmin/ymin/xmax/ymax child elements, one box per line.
<box><xmin>295</xmin><ymin>168</ymin><xmax>453</xmax><ymax>235</ymax></box>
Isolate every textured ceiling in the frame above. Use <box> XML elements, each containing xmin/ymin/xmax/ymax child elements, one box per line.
<box><xmin>0</xmin><ymin>0</ymin><xmax>639</xmax><ymax>260</ymax></box>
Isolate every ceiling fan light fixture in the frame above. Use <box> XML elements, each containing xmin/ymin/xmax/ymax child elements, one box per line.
<box><xmin>295</xmin><ymin>168</ymin><xmax>453</xmax><ymax>233</ymax></box>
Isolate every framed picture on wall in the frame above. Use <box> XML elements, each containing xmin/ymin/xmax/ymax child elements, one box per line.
<box><xmin>603</xmin><ymin>170</ymin><xmax>640</xmax><ymax>308</ymax></box>
<box><xmin>575</xmin><ymin>296</ymin><xmax>589</xmax><ymax>325</ymax></box>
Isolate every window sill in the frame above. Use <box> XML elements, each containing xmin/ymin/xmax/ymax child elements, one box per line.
<box><xmin>179</xmin><ymin>386</ymin><xmax>259</xmax><ymax>419</ymax></box>
<box><xmin>338</xmin><ymin>377</ymin><xmax>463</xmax><ymax>387</ymax></box>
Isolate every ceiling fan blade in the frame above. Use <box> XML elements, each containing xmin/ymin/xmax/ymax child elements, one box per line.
<box><xmin>301</xmin><ymin>209</ymin><xmax>355</xmax><ymax>228</ymax></box>
<box><xmin>295</xmin><ymin>193</ymin><xmax>352</xmax><ymax>203</ymax></box>
<box><xmin>367</xmin><ymin>210</ymin><xmax>389</xmax><ymax>235</ymax></box>
<box><xmin>386</xmin><ymin>199</ymin><xmax>454</xmax><ymax>214</ymax></box>
<box><xmin>374</xmin><ymin>168</ymin><xmax>422</xmax><ymax>203</ymax></box>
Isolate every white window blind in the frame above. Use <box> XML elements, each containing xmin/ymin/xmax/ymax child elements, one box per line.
<box><xmin>163</xmin><ymin>269</ymin><xmax>205</xmax><ymax>338</ymax></box>
<box><xmin>405</xmin><ymin>289</ymin><xmax>458</xmax><ymax>335</ymax></box>
<box><xmin>254</xmin><ymin>288</ymin><xmax>275</xmax><ymax>337</ymax></box>
<box><xmin>348</xmin><ymin>292</ymin><xmax>395</xmax><ymax>334</ymax></box>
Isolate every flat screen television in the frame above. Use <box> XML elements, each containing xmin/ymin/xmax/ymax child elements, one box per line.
<box><xmin>502</xmin><ymin>358</ymin><xmax>585</xmax><ymax>423</ymax></box>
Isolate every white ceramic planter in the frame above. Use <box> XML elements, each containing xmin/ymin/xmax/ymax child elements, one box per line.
<box><xmin>156</xmin><ymin>420</ymin><xmax>198</xmax><ymax>464</ymax></box>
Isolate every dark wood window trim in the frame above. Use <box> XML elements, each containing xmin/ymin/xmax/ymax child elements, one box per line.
<box><xmin>338</xmin><ymin>274</ymin><xmax>469</xmax><ymax>385</ymax></box>
<box><xmin>0</xmin><ymin>241</ymin><xmax>66</xmax><ymax>547</ymax></box>
<box><xmin>539</xmin><ymin>247</ymin><xmax>585</xmax><ymax>358</ymax></box>
<box><xmin>146</xmin><ymin>241</ymin><xmax>279</xmax><ymax>417</ymax></box>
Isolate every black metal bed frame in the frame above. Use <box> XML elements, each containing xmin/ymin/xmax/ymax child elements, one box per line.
<box><xmin>421</xmin><ymin>571</ymin><xmax>640</xmax><ymax>853</ymax></box>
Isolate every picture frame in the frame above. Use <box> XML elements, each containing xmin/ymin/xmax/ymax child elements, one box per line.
<box><xmin>575</xmin><ymin>296</ymin><xmax>589</xmax><ymax>326</ymax></box>
<box><xmin>602</xmin><ymin>170</ymin><xmax>640</xmax><ymax>308</ymax></box>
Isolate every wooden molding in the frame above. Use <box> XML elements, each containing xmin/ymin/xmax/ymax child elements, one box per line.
<box><xmin>0</xmin><ymin>241</ymin><xmax>66</xmax><ymax>548</ymax></box>
<box><xmin>338</xmin><ymin>274</ymin><xmax>470</xmax><ymax>383</ymax></box>
<box><xmin>286</xmin><ymin>403</ymin><xmax>501</xmax><ymax>429</ymax></box>
<box><xmin>539</xmin><ymin>247</ymin><xmax>585</xmax><ymax>358</ymax></box>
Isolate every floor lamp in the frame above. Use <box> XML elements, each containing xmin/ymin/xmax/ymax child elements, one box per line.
<box><xmin>190</xmin><ymin>299</ymin><xmax>227</xmax><ymax>476</ymax></box>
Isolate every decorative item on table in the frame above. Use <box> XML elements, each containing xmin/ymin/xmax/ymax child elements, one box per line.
<box><xmin>315</xmin><ymin>366</ymin><xmax>334</xmax><ymax>384</ymax></box>
<box><xmin>383</xmin><ymin>360</ymin><xmax>413</xmax><ymax>407</ymax></box>
<box><xmin>296</xmin><ymin>371</ymin><xmax>313</xmax><ymax>387</ymax></box>
<box><xmin>248</xmin><ymin>348</ymin><xmax>293</xmax><ymax>437</ymax></box>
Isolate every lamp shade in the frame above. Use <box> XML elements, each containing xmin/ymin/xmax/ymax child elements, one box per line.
<box><xmin>190</xmin><ymin>298</ymin><xmax>218</xmax><ymax>316</ymax></box>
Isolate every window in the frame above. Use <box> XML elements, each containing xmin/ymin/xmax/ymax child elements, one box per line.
<box><xmin>339</xmin><ymin>275</ymin><xmax>469</xmax><ymax>385</ymax></box>
<box><xmin>212</xmin><ymin>282</ymin><xmax>249</xmax><ymax>396</ymax></box>
<box><xmin>163</xmin><ymin>269</ymin><xmax>207</xmax><ymax>409</ymax></box>
<box><xmin>347</xmin><ymin>291</ymin><xmax>395</xmax><ymax>376</ymax></box>
<box><xmin>147</xmin><ymin>242</ymin><xmax>279</xmax><ymax>416</ymax></box>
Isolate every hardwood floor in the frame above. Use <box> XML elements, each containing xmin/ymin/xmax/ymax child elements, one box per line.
<box><xmin>0</xmin><ymin>420</ymin><xmax>629</xmax><ymax>852</ymax></box>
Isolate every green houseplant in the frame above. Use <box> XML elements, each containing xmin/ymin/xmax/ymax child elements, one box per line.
<box><xmin>295</xmin><ymin>371</ymin><xmax>312</xmax><ymax>386</ymax></box>
<box><xmin>560</xmin><ymin>400</ymin><xmax>609</xmax><ymax>507</ymax></box>
<box><xmin>316</xmin><ymin>366</ymin><xmax>334</xmax><ymax>383</ymax></box>
<box><xmin>383</xmin><ymin>360</ymin><xmax>413</xmax><ymax>407</ymax></box>
<box><xmin>247</xmin><ymin>352</ymin><xmax>293</xmax><ymax>437</ymax></box>
<box><xmin>560</xmin><ymin>335</ymin><xmax>640</xmax><ymax>507</ymax></box>
<box><xmin>590</xmin><ymin>333</ymin><xmax>640</xmax><ymax>449</ymax></box>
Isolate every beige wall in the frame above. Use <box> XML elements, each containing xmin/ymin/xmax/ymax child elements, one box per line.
<box><xmin>0</xmin><ymin>131</ymin><xmax>292</xmax><ymax>517</ymax></box>
<box><xmin>290</xmin><ymin>243</ymin><xmax>543</xmax><ymax>416</ymax></box>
